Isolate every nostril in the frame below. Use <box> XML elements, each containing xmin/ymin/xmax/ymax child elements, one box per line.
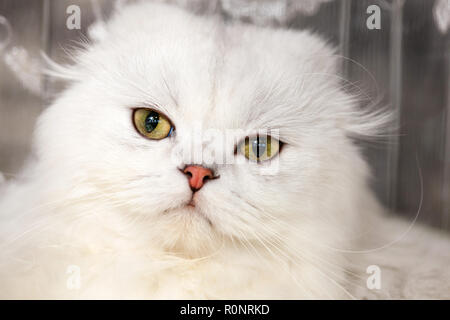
<box><xmin>202</xmin><ymin>174</ymin><xmax>213</xmax><ymax>184</ymax></box>
<box><xmin>182</xmin><ymin>165</ymin><xmax>215</xmax><ymax>191</ymax></box>
<box><xmin>183</xmin><ymin>167</ymin><xmax>194</xmax><ymax>177</ymax></box>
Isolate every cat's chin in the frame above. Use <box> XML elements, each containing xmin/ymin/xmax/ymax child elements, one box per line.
<box><xmin>153</xmin><ymin>203</ymin><xmax>224</xmax><ymax>257</ymax></box>
<box><xmin>164</xmin><ymin>199</ymin><xmax>213</xmax><ymax>226</ymax></box>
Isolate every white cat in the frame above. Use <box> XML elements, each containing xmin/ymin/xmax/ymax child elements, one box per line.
<box><xmin>0</xmin><ymin>2</ymin><xmax>449</xmax><ymax>299</ymax></box>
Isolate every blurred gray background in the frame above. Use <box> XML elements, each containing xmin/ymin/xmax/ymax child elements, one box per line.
<box><xmin>0</xmin><ymin>0</ymin><xmax>449</xmax><ymax>231</ymax></box>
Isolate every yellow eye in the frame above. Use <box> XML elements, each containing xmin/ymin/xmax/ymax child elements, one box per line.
<box><xmin>238</xmin><ymin>135</ymin><xmax>280</xmax><ymax>162</ymax></box>
<box><xmin>133</xmin><ymin>108</ymin><xmax>174</xmax><ymax>140</ymax></box>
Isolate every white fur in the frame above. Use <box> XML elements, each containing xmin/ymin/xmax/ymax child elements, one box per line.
<box><xmin>0</xmin><ymin>2</ymin><xmax>449</xmax><ymax>299</ymax></box>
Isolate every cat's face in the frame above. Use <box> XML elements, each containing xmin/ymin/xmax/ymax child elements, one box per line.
<box><xmin>35</xmin><ymin>3</ymin><xmax>374</xmax><ymax>255</ymax></box>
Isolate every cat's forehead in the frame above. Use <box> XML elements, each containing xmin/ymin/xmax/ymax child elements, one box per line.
<box><xmin>83</xmin><ymin>3</ymin><xmax>338</xmax><ymax>131</ymax></box>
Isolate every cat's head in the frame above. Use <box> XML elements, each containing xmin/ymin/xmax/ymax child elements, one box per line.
<box><xmin>34</xmin><ymin>3</ymin><xmax>386</xmax><ymax>256</ymax></box>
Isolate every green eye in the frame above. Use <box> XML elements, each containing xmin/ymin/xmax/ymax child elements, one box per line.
<box><xmin>133</xmin><ymin>108</ymin><xmax>174</xmax><ymax>140</ymax></box>
<box><xmin>238</xmin><ymin>135</ymin><xmax>280</xmax><ymax>162</ymax></box>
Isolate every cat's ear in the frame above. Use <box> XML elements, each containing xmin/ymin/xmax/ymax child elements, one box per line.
<box><xmin>41</xmin><ymin>51</ymin><xmax>84</xmax><ymax>83</ymax></box>
<box><xmin>86</xmin><ymin>0</ymin><xmax>131</xmax><ymax>44</ymax></box>
<box><xmin>291</xmin><ymin>31</ymin><xmax>341</xmax><ymax>83</ymax></box>
<box><xmin>306</xmin><ymin>45</ymin><xmax>339</xmax><ymax>75</ymax></box>
<box><xmin>340</xmin><ymin>97</ymin><xmax>396</xmax><ymax>141</ymax></box>
<box><xmin>87</xmin><ymin>20</ymin><xmax>109</xmax><ymax>44</ymax></box>
<box><xmin>294</xmin><ymin>32</ymin><xmax>395</xmax><ymax>141</ymax></box>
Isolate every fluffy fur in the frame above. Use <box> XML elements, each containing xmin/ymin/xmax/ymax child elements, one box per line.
<box><xmin>0</xmin><ymin>2</ymin><xmax>449</xmax><ymax>299</ymax></box>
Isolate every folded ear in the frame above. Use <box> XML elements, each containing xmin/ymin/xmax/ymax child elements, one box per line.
<box><xmin>343</xmin><ymin>102</ymin><xmax>395</xmax><ymax>141</ymax></box>
<box><xmin>87</xmin><ymin>20</ymin><xmax>109</xmax><ymax>43</ymax></box>
<box><xmin>285</xmin><ymin>31</ymin><xmax>394</xmax><ymax>141</ymax></box>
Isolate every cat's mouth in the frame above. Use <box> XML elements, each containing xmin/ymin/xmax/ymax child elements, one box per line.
<box><xmin>159</xmin><ymin>194</ymin><xmax>213</xmax><ymax>226</ymax></box>
<box><xmin>185</xmin><ymin>192</ymin><xmax>201</xmax><ymax>209</ymax></box>
<box><xmin>187</xmin><ymin>199</ymin><xmax>196</xmax><ymax>207</ymax></box>
<box><xmin>181</xmin><ymin>198</ymin><xmax>213</xmax><ymax>226</ymax></box>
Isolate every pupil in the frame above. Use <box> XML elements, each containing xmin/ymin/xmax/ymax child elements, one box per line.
<box><xmin>252</xmin><ymin>136</ymin><xmax>266</xmax><ymax>158</ymax></box>
<box><xmin>145</xmin><ymin>111</ymin><xmax>160</xmax><ymax>132</ymax></box>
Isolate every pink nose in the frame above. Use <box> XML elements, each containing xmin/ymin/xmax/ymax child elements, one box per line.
<box><xmin>183</xmin><ymin>165</ymin><xmax>213</xmax><ymax>191</ymax></box>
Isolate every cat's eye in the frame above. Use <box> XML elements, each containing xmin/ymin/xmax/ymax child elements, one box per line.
<box><xmin>133</xmin><ymin>108</ymin><xmax>174</xmax><ymax>140</ymax></box>
<box><xmin>238</xmin><ymin>135</ymin><xmax>280</xmax><ymax>162</ymax></box>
